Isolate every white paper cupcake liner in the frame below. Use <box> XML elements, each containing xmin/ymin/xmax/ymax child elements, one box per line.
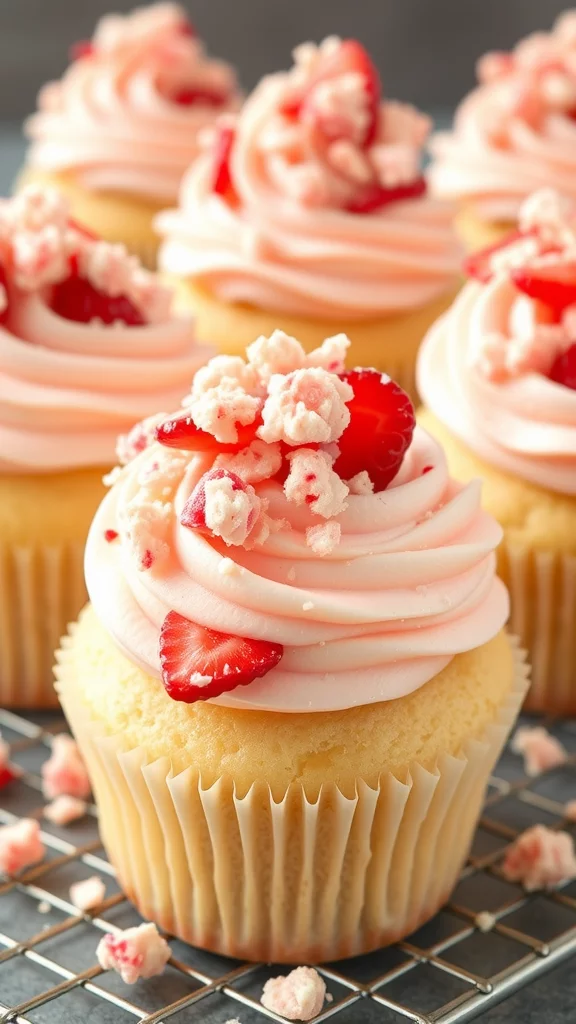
<box><xmin>56</xmin><ymin>637</ymin><xmax>528</xmax><ymax>963</ymax></box>
<box><xmin>0</xmin><ymin>541</ymin><xmax>86</xmax><ymax>708</ymax></box>
<box><xmin>499</xmin><ymin>542</ymin><xmax>576</xmax><ymax>713</ymax></box>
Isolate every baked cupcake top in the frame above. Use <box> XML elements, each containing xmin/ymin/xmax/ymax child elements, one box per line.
<box><xmin>430</xmin><ymin>11</ymin><xmax>576</xmax><ymax>222</ymax></box>
<box><xmin>156</xmin><ymin>37</ymin><xmax>460</xmax><ymax>319</ymax></box>
<box><xmin>24</xmin><ymin>3</ymin><xmax>241</xmax><ymax>203</ymax></box>
<box><xmin>418</xmin><ymin>188</ymin><xmax>576</xmax><ymax>495</ymax></box>
<box><xmin>86</xmin><ymin>330</ymin><xmax>508</xmax><ymax>713</ymax></box>
<box><xmin>0</xmin><ymin>186</ymin><xmax>211</xmax><ymax>472</ymax></box>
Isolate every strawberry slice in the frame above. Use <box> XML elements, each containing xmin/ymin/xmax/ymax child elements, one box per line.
<box><xmin>70</xmin><ymin>40</ymin><xmax>96</xmax><ymax>61</ymax></box>
<box><xmin>159</xmin><ymin>610</ymin><xmax>283</xmax><ymax>703</ymax></box>
<box><xmin>0</xmin><ymin>765</ymin><xmax>17</xmax><ymax>789</ymax></box>
<box><xmin>334</xmin><ymin>369</ymin><xmax>415</xmax><ymax>490</ymax></box>
<box><xmin>211</xmin><ymin>123</ymin><xmax>238</xmax><ymax>204</ymax></box>
<box><xmin>0</xmin><ymin>263</ymin><xmax>10</xmax><ymax>326</ymax></box>
<box><xmin>50</xmin><ymin>273</ymin><xmax>146</xmax><ymax>326</ymax></box>
<box><xmin>284</xmin><ymin>40</ymin><xmax>381</xmax><ymax>149</ymax></box>
<box><xmin>171</xmin><ymin>86</ymin><xmax>228</xmax><ymax>107</ymax></box>
<box><xmin>156</xmin><ymin>411</ymin><xmax>261</xmax><ymax>452</ymax></box>
<box><xmin>549</xmin><ymin>343</ymin><xmax>576</xmax><ymax>390</ymax></box>
<box><xmin>344</xmin><ymin>176</ymin><xmax>426</xmax><ymax>214</ymax></box>
<box><xmin>180</xmin><ymin>468</ymin><xmax>248</xmax><ymax>531</ymax></box>
<box><xmin>511</xmin><ymin>261</ymin><xmax>576</xmax><ymax>315</ymax></box>
<box><xmin>464</xmin><ymin>230</ymin><xmax>529</xmax><ymax>283</ymax></box>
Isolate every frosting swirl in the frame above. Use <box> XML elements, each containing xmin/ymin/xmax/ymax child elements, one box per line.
<box><xmin>157</xmin><ymin>37</ymin><xmax>460</xmax><ymax>318</ymax></box>
<box><xmin>86</xmin><ymin>329</ymin><xmax>507</xmax><ymax>714</ymax></box>
<box><xmin>418</xmin><ymin>191</ymin><xmax>576</xmax><ymax>494</ymax></box>
<box><xmin>429</xmin><ymin>11</ymin><xmax>576</xmax><ymax>221</ymax></box>
<box><xmin>0</xmin><ymin>187</ymin><xmax>211</xmax><ymax>472</ymax></box>
<box><xmin>24</xmin><ymin>3</ymin><xmax>241</xmax><ymax>202</ymax></box>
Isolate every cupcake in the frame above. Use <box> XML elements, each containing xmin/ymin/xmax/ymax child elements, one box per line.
<box><xmin>56</xmin><ymin>330</ymin><xmax>527</xmax><ymax>962</ymax></box>
<box><xmin>418</xmin><ymin>188</ymin><xmax>576</xmax><ymax>713</ymax></box>
<box><xmin>156</xmin><ymin>37</ymin><xmax>461</xmax><ymax>398</ymax></box>
<box><xmin>19</xmin><ymin>3</ymin><xmax>241</xmax><ymax>267</ymax></box>
<box><xmin>429</xmin><ymin>10</ymin><xmax>576</xmax><ymax>252</ymax></box>
<box><xmin>0</xmin><ymin>185</ymin><xmax>211</xmax><ymax>708</ymax></box>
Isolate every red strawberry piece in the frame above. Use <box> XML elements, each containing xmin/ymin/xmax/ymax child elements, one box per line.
<box><xmin>180</xmin><ymin>468</ymin><xmax>248</xmax><ymax>532</ymax></box>
<box><xmin>211</xmin><ymin>123</ymin><xmax>238</xmax><ymax>203</ymax></box>
<box><xmin>511</xmin><ymin>261</ymin><xmax>576</xmax><ymax>315</ymax></box>
<box><xmin>171</xmin><ymin>86</ymin><xmax>227</xmax><ymax>107</ymax></box>
<box><xmin>344</xmin><ymin>176</ymin><xmax>426</xmax><ymax>214</ymax></box>
<box><xmin>0</xmin><ymin>262</ymin><xmax>10</xmax><ymax>326</ymax></box>
<box><xmin>156</xmin><ymin>411</ymin><xmax>261</xmax><ymax>452</ymax></box>
<box><xmin>0</xmin><ymin>765</ymin><xmax>17</xmax><ymax>789</ymax></box>
<box><xmin>334</xmin><ymin>369</ymin><xmax>415</xmax><ymax>490</ymax></box>
<box><xmin>70</xmin><ymin>40</ymin><xmax>96</xmax><ymax>61</ymax></box>
<box><xmin>178</xmin><ymin>20</ymin><xmax>197</xmax><ymax>38</ymax></box>
<box><xmin>464</xmin><ymin>230</ymin><xmax>529</xmax><ymax>283</ymax></box>
<box><xmin>104</xmin><ymin>529</ymin><xmax>119</xmax><ymax>543</ymax></box>
<box><xmin>159</xmin><ymin>610</ymin><xmax>283</xmax><ymax>703</ymax></box>
<box><xmin>50</xmin><ymin>274</ymin><xmax>146</xmax><ymax>326</ymax></box>
<box><xmin>285</xmin><ymin>39</ymin><xmax>381</xmax><ymax>149</ymax></box>
<box><xmin>549</xmin><ymin>343</ymin><xmax>576</xmax><ymax>390</ymax></box>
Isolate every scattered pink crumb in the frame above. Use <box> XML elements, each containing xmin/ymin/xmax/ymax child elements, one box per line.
<box><xmin>510</xmin><ymin>726</ymin><xmax>567</xmax><ymax>777</ymax></box>
<box><xmin>37</xmin><ymin>900</ymin><xmax>50</xmax><ymax>914</ymax></box>
<box><xmin>104</xmin><ymin>529</ymin><xmax>119</xmax><ymax>543</ymax></box>
<box><xmin>325</xmin><ymin>992</ymin><xmax>334</xmax><ymax>1003</ymax></box>
<box><xmin>0</xmin><ymin>819</ymin><xmax>45</xmax><ymax>875</ymax></box>
<box><xmin>501</xmin><ymin>825</ymin><xmax>576</xmax><ymax>891</ymax></box>
<box><xmin>43</xmin><ymin>795</ymin><xmax>87</xmax><ymax>826</ymax></box>
<box><xmin>261</xmin><ymin>966</ymin><xmax>327</xmax><ymax>1021</ymax></box>
<box><xmin>259</xmin><ymin>367</ymin><xmax>353</xmax><ymax>446</ymax></box>
<box><xmin>96</xmin><ymin>922</ymin><xmax>171</xmax><ymax>984</ymax></box>
<box><xmin>285</xmin><ymin>448</ymin><xmax>349</xmax><ymax>518</ymax></box>
<box><xmin>475</xmin><ymin>911</ymin><xmax>496</xmax><ymax>932</ymax></box>
<box><xmin>0</xmin><ymin>736</ymin><xmax>18</xmax><ymax>788</ymax></box>
<box><xmin>565</xmin><ymin>800</ymin><xmax>576</xmax><ymax>822</ymax></box>
<box><xmin>70</xmin><ymin>876</ymin><xmax>106</xmax><ymax>912</ymax></box>
<box><xmin>41</xmin><ymin>734</ymin><xmax>91</xmax><ymax>800</ymax></box>
<box><xmin>306</xmin><ymin>520</ymin><xmax>341</xmax><ymax>555</ymax></box>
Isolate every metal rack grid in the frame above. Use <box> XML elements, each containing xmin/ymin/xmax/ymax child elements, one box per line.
<box><xmin>1</xmin><ymin>709</ymin><xmax>576</xmax><ymax>1024</ymax></box>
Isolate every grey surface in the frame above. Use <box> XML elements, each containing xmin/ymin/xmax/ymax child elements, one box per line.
<box><xmin>0</xmin><ymin>0</ymin><xmax>570</xmax><ymax>120</ymax></box>
<box><xmin>2</xmin><ymin>706</ymin><xmax>576</xmax><ymax>1023</ymax></box>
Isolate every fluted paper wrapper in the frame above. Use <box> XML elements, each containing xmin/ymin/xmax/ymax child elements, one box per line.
<box><xmin>499</xmin><ymin>542</ymin><xmax>576</xmax><ymax>714</ymax></box>
<box><xmin>0</xmin><ymin>541</ymin><xmax>86</xmax><ymax>708</ymax></box>
<box><xmin>56</xmin><ymin>640</ymin><xmax>528</xmax><ymax>963</ymax></box>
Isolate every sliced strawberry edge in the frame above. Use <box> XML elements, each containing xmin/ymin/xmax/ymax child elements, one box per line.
<box><xmin>155</xmin><ymin>412</ymin><xmax>260</xmax><ymax>453</ymax></box>
<box><xmin>159</xmin><ymin>610</ymin><xmax>283</xmax><ymax>703</ymax></box>
<box><xmin>549</xmin><ymin>342</ymin><xmax>576</xmax><ymax>390</ymax></box>
<box><xmin>211</xmin><ymin>124</ymin><xmax>238</xmax><ymax>202</ymax></box>
<box><xmin>464</xmin><ymin>229</ymin><xmax>530</xmax><ymax>283</ymax></box>
<box><xmin>170</xmin><ymin>86</ymin><xmax>229</xmax><ymax>107</ymax></box>
<box><xmin>344</xmin><ymin>177</ymin><xmax>426</xmax><ymax>215</ymax></box>
<box><xmin>511</xmin><ymin>264</ymin><xmax>576</xmax><ymax>314</ymax></box>
<box><xmin>49</xmin><ymin>272</ymin><xmax>146</xmax><ymax>327</ymax></box>
<box><xmin>180</xmin><ymin>468</ymin><xmax>247</xmax><ymax>531</ymax></box>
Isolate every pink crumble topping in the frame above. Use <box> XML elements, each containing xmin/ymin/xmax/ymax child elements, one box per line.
<box><xmin>501</xmin><ymin>825</ymin><xmax>576</xmax><ymax>891</ymax></box>
<box><xmin>215</xmin><ymin>439</ymin><xmax>282</xmax><ymax>483</ymax></box>
<box><xmin>203</xmin><ymin>471</ymin><xmax>265</xmax><ymax>546</ymax></box>
<box><xmin>0</xmin><ymin>819</ymin><xmax>45</xmax><ymax>876</ymax></box>
<box><xmin>123</xmin><ymin>498</ymin><xmax>172</xmax><ymax>571</ymax></box>
<box><xmin>347</xmin><ymin>469</ymin><xmax>374</xmax><ymax>495</ymax></box>
<box><xmin>306</xmin><ymin>332</ymin><xmax>350</xmax><ymax>374</ymax></box>
<box><xmin>96</xmin><ymin>922</ymin><xmax>171</xmax><ymax>984</ymax></box>
<box><xmin>261</xmin><ymin>966</ymin><xmax>327</xmax><ymax>1021</ymax></box>
<box><xmin>247</xmin><ymin>329</ymin><xmax>307</xmax><ymax>381</ymax></box>
<box><xmin>189</xmin><ymin>354</ymin><xmax>260</xmax><ymax>397</ymax></box>
<box><xmin>41</xmin><ymin>734</ymin><xmax>91</xmax><ymax>800</ymax></box>
<box><xmin>43</xmin><ymin>795</ymin><xmax>87</xmax><ymax>825</ymax></box>
<box><xmin>187</xmin><ymin>378</ymin><xmax>261</xmax><ymax>444</ymax></box>
<box><xmin>259</xmin><ymin>368</ymin><xmax>353</xmax><ymax>445</ymax></box>
<box><xmin>70</xmin><ymin>876</ymin><xmax>106</xmax><ymax>912</ymax></box>
<box><xmin>116</xmin><ymin>412</ymin><xmax>168</xmax><ymax>466</ymax></box>
<box><xmin>511</xmin><ymin>726</ymin><xmax>567</xmax><ymax>777</ymax></box>
<box><xmin>306</xmin><ymin>520</ymin><xmax>341</xmax><ymax>555</ymax></box>
<box><xmin>285</xmin><ymin>449</ymin><xmax>349</xmax><ymax>519</ymax></box>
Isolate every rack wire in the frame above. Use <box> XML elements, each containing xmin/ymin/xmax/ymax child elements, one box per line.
<box><xmin>1</xmin><ymin>709</ymin><xmax>576</xmax><ymax>1024</ymax></box>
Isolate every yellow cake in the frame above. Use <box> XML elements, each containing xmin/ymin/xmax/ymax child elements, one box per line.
<box><xmin>157</xmin><ymin>36</ymin><xmax>461</xmax><ymax>400</ymax></box>
<box><xmin>56</xmin><ymin>331</ymin><xmax>526</xmax><ymax>961</ymax></box>
<box><xmin>454</xmin><ymin>204</ymin><xmax>515</xmax><ymax>254</ymax></box>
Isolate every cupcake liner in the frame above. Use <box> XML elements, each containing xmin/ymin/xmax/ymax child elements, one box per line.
<box><xmin>0</xmin><ymin>541</ymin><xmax>86</xmax><ymax>708</ymax></box>
<box><xmin>56</xmin><ymin>637</ymin><xmax>528</xmax><ymax>963</ymax></box>
<box><xmin>499</xmin><ymin>542</ymin><xmax>576</xmax><ymax>714</ymax></box>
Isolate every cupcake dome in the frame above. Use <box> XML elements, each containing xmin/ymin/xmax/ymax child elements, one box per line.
<box><xmin>156</xmin><ymin>36</ymin><xmax>461</xmax><ymax>396</ymax></box>
<box><xmin>57</xmin><ymin>331</ymin><xmax>526</xmax><ymax>961</ymax></box>
<box><xmin>0</xmin><ymin>185</ymin><xmax>211</xmax><ymax>706</ymax></box>
<box><xmin>418</xmin><ymin>188</ymin><xmax>576</xmax><ymax>712</ymax></box>
<box><xmin>430</xmin><ymin>10</ymin><xmax>576</xmax><ymax>250</ymax></box>
<box><xmin>20</xmin><ymin>3</ymin><xmax>241</xmax><ymax>265</ymax></box>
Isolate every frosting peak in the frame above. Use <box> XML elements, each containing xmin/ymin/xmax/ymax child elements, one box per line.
<box><xmin>0</xmin><ymin>186</ymin><xmax>211</xmax><ymax>472</ymax></box>
<box><xmin>430</xmin><ymin>11</ymin><xmax>576</xmax><ymax>220</ymax></box>
<box><xmin>157</xmin><ymin>36</ymin><xmax>460</xmax><ymax>318</ymax></box>
<box><xmin>24</xmin><ymin>3</ymin><xmax>241</xmax><ymax>202</ymax></box>
<box><xmin>418</xmin><ymin>188</ymin><xmax>576</xmax><ymax>494</ymax></box>
<box><xmin>86</xmin><ymin>329</ymin><xmax>508</xmax><ymax>713</ymax></box>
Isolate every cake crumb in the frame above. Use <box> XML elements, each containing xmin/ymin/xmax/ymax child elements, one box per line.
<box><xmin>218</xmin><ymin>557</ymin><xmax>238</xmax><ymax>576</ymax></box>
<box><xmin>261</xmin><ymin>966</ymin><xmax>327</xmax><ymax>1020</ymax></box>
<box><xmin>475</xmin><ymin>911</ymin><xmax>496</xmax><ymax>932</ymax></box>
<box><xmin>70</xmin><ymin>876</ymin><xmax>106</xmax><ymax>912</ymax></box>
<box><xmin>42</xmin><ymin>735</ymin><xmax>91</xmax><ymax>800</ymax></box>
<box><xmin>302</xmin><ymin>601</ymin><xmax>314</xmax><ymax>611</ymax></box>
<box><xmin>38</xmin><ymin>900</ymin><xmax>50</xmax><ymax>914</ymax></box>
<box><xmin>43</xmin><ymin>795</ymin><xmax>87</xmax><ymax>825</ymax></box>
<box><xmin>287</xmin><ymin>567</ymin><xmax>296</xmax><ymax>582</ymax></box>
<box><xmin>96</xmin><ymin>922</ymin><xmax>170</xmax><ymax>984</ymax></box>
<box><xmin>510</xmin><ymin>726</ymin><xmax>567</xmax><ymax>777</ymax></box>
<box><xmin>501</xmin><ymin>825</ymin><xmax>576</xmax><ymax>890</ymax></box>
<box><xmin>0</xmin><ymin>819</ymin><xmax>45</xmax><ymax>876</ymax></box>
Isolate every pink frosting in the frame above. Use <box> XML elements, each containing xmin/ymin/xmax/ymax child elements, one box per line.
<box><xmin>429</xmin><ymin>11</ymin><xmax>576</xmax><ymax>221</ymax></box>
<box><xmin>25</xmin><ymin>3</ymin><xmax>241</xmax><ymax>202</ymax></box>
<box><xmin>0</xmin><ymin>188</ymin><xmax>212</xmax><ymax>472</ymax></box>
<box><xmin>86</xmin><ymin>422</ymin><xmax>507</xmax><ymax>713</ymax></box>
<box><xmin>417</xmin><ymin>193</ymin><xmax>576</xmax><ymax>496</ymax></box>
<box><xmin>157</xmin><ymin>38</ymin><xmax>460</xmax><ymax>318</ymax></box>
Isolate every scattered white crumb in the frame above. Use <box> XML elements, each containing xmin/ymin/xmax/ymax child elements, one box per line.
<box><xmin>70</xmin><ymin>876</ymin><xmax>106</xmax><ymax>912</ymax></box>
<box><xmin>325</xmin><ymin>992</ymin><xmax>334</xmax><ymax>1003</ymax></box>
<box><xmin>38</xmin><ymin>900</ymin><xmax>50</xmax><ymax>914</ymax></box>
<box><xmin>218</xmin><ymin>557</ymin><xmax>238</xmax><ymax>576</ymax></box>
<box><xmin>287</xmin><ymin>567</ymin><xmax>296</xmax><ymax>582</ymax></box>
<box><xmin>302</xmin><ymin>601</ymin><xmax>314</xmax><ymax>611</ymax></box>
<box><xmin>475</xmin><ymin>911</ymin><xmax>496</xmax><ymax>932</ymax></box>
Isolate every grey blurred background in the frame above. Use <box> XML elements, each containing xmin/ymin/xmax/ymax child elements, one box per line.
<box><xmin>0</xmin><ymin>0</ymin><xmax>570</xmax><ymax>121</ymax></box>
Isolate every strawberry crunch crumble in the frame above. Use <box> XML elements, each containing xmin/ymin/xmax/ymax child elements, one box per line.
<box><xmin>510</xmin><ymin>726</ymin><xmax>567</xmax><ymax>777</ymax></box>
<box><xmin>501</xmin><ymin>825</ymin><xmax>576</xmax><ymax>890</ymax></box>
<box><xmin>0</xmin><ymin>819</ymin><xmax>45</xmax><ymax>875</ymax></box>
<box><xmin>96</xmin><ymin>922</ymin><xmax>171</xmax><ymax>984</ymax></box>
<box><xmin>41</xmin><ymin>734</ymin><xmax>91</xmax><ymax>800</ymax></box>
<box><xmin>261</xmin><ymin>966</ymin><xmax>327</xmax><ymax>1021</ymax></box>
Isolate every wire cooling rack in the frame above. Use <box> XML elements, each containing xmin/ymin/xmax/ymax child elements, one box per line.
<box><xmin>1</xmin><ymin>710</ymin><xmax>576</xmax><ymax>1024</ymax></box>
